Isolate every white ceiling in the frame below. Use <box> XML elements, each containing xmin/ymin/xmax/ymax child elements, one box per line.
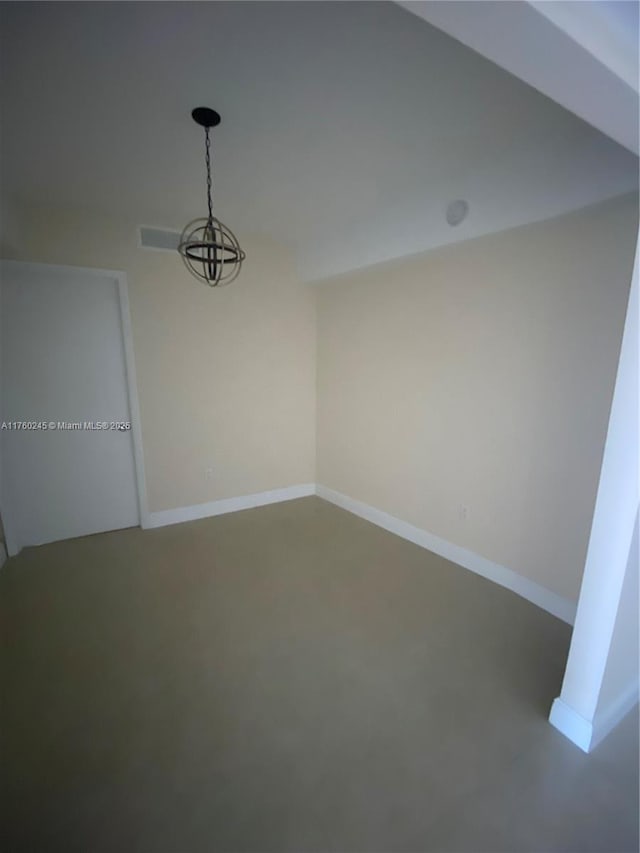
<box><xmin>1</xmin><ymin>1</ymin><xmax>637</xmax><ymax>282</ymax></box>
<box><xmin>532</xmin><ymin>1</ymin><xmax>639</xmax><ymax>93</ymax></box>
<box><xmin>400</xmin><ymin>1</ymin><xmax>639</xmax><ymax>154</ymax></box>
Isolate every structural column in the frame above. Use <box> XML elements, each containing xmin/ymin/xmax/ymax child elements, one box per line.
<box><xmin>550</xmin><ymin>236</ymin><xmax>639</xmax><ymax>752</ymax></box>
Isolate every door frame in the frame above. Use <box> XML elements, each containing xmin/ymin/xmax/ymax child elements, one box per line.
<box><xmin>0</xmin><ymin>260</ymin><xmax>150</xmax><ymax>555</ymax></box>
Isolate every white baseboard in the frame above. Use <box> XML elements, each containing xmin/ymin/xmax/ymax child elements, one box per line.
<box><xmin>591</xmin><ymin>681</ymin><xmax>640</xmax><ymax>751</ymax></box>
<box><xmin>144</xmin><ymin>482</ymin><xmax>576</xmax><ymax>626</ymax></box>
<box><xmin>549</xmin><ymin>698</ymin><xmax>593</xmax><ymax>752</ymax></box>
<box><xmin>315</xmin><ymin>484</ymin><xmax>576</xmax><ymax>625</ymax></box>
<box><xmin>144</xmin><ymin>483</ymin><xmax>316</xmax><ymax>529</ymax></box>
<box><xmin>0</xmin><ymin>541</ymin><xmax>6</xmax><ymax>569</ymax></box>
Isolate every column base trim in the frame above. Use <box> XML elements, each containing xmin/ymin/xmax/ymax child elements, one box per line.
<box><xmin>549</xmin><ymin>698</ymin><xmax>593</xmax><ymax>752</ymax></box>
<box><xmin>550</xmin><ymin>684</ymin><xmax>640</xmax><ymax>753</ymax></box>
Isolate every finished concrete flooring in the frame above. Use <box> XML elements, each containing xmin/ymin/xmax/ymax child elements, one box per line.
<box><xmin>0</xmin><ymin>496</ymin><xmax>637</xmax><ymax>853</ymax></box>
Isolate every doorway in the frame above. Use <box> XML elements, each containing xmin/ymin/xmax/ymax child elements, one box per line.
<box><xmin>0</xmin><ymin>261</ymin><xmax>147</xmax><ymax>554</ymax></box>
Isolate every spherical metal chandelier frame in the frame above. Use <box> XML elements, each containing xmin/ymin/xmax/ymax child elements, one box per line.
<box><xmin>179</xmin><ymin>216</ymin><xmax>245</xmax><ymax>287</ymax></box>
<box><xmin>178</xmin><ymin>107</ymin><xmax>246</xmax><ymax>287</ymax></box>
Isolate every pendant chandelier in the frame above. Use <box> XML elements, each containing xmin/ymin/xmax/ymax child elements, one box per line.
<box><xmin>178</xmin><ymin>107</ymin><xmax>246</xmax><ymax>287</ymax></box>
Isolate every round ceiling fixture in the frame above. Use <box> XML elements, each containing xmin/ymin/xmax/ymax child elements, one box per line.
<box><xmin>178</xmin><ymin>107</ymin><xmax>246</xmax><ymax>287</ymax></box>
<box><xmin>446</xmin><ymin>199</ymin><xmax>469</xmax><ymax>227</ymax></box>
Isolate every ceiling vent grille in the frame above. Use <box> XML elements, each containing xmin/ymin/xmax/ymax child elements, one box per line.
<box><xmin>139</xmin><ymin>226</ymin><xmax>181</xmax><ymax>252</ymax></box>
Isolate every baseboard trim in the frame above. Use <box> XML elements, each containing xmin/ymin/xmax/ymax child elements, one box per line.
<box><xmin>144</xmin><ymin>483</ymin><xmax>316</xmax><ymax>529</ymax></box>
<box><xmin>549</xmin><ymin>698</ymin><xmax>592</xmax><ymax>752</ymax></box>
<box><xmin>145</xmin><ymin>482</ymin><xmax>576</xmax><ymax>625</ymax></box>
<box><xmin>315</xmin><ymin>484</ymin><xmax>576</xmax><ymax>625</ymax></box>
<box><xmin>591</xmin><ymin>681</ymin><xmax>640</xmax><ymax>751</ymax></box>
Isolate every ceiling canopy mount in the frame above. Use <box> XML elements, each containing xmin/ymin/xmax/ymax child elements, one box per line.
<box><xmin>191</xmin><ymin>107</ymin><xmax>221</xmax><ymax>129</ymax></box>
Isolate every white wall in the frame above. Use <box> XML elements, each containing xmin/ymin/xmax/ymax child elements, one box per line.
<box><xmin>316</xmin><ymin>194</ymin><xmax>638</xmax><ymax>603</ymax></box>
<box><xmin>3</xmin><ymin>204</ymin><xmax>316</xmax><ymax>514</ymax></box>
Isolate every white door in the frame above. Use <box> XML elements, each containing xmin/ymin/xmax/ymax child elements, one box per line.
<box><xmin>0</xmin><ymin>261</ymin><xmax>141</xmax><ymax>548</ymax></box>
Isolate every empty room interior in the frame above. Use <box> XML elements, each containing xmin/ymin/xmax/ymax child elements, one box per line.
<box><xmin>0</xmin><ymin>2</ymin><xmax>639</xmax><ymax>852</ymax></box>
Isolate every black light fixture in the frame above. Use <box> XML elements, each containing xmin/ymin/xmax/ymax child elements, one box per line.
<box><xmin>178</xmin><ymin>107</ymin><xmax>245</xmax><ymax>287</ymax></box>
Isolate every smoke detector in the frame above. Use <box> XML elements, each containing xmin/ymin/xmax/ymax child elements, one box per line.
<box><xmin>446</xmin><ymin>199</ymin><xmax>469</xmax><ymax>227</ymax></box>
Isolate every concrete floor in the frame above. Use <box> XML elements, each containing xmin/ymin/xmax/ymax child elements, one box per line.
<box><xmin>0</xmin><ymin>496</ymin><xmax>637</xmax><ymax>853</ymax></box>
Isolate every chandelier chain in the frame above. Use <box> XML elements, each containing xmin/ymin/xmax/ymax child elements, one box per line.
<box><xmin>205</xmin><ymin>127</ymin><xmax>214</xmax><ymax>223</ymax></box>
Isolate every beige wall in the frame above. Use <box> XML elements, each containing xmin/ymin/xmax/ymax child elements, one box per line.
<box><xmin>4</xmin><ymin>205</ymin><xmax>316</xmax><ymax>512</ymax></box>
<box><xmin>316</xmin><ymin>194</ymin><xmax>638</xmax><ymax>601</ymax></box>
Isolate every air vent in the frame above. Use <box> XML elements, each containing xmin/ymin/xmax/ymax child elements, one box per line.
<box><xmin>139</xmin><ymin>226</ymin><xmax>181</xmax><ymax>252</ymax></box>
